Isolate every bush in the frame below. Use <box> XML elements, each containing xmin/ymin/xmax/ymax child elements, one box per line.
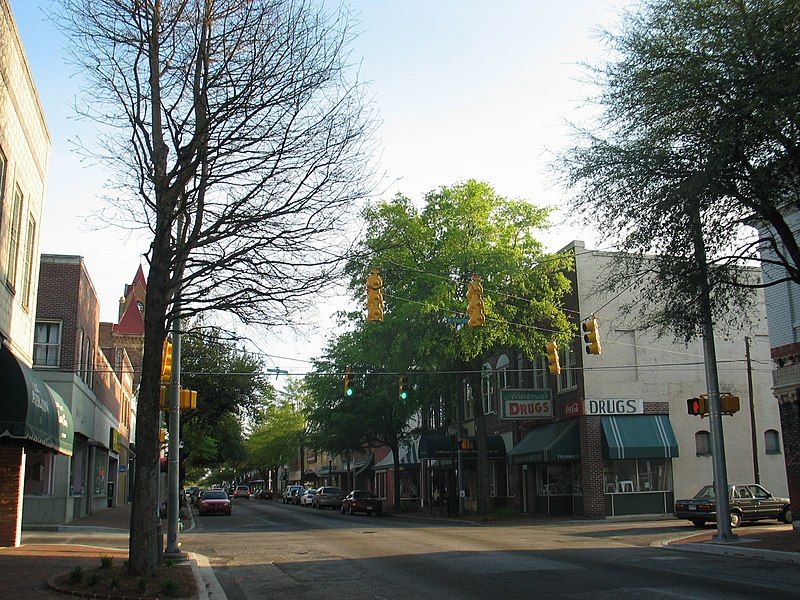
<box><xmin>68</xmin><ymin>566</ymin><xmax>83</xmax><ymax>584</ymax></box>
<box><xmin>87</xmin><ymin>573</ymin><xmax>100</xmax><ymax>587</ymax></box>
<box><xmin>100</xmin><ymin>556</ymin><xmax>113</xmax><ymax>569</ymax></box>
<box><xmin>109</xmin><ymin>576</ymin><xmax>120</xmax><ymax>589</ymax></box>
<box><xmin>160</xmin><ymin>577</ymin><xmax>181</xmax><ymax>597</ymax></box>
<box><xmin>137</xmin><ymin>577</ymin><xmax>149</xmax><ymax>593</ymax></box>
<box><xmin>163</xmin><ymin>558</ymin><xmax>176</xmax><ymax>569</ymax></box>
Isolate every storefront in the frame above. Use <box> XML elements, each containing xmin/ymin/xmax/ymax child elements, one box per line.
<box><xmin>373</xmin><ymin>443</ymin><xmax>421</xmax><ymax>507</ymax></box>
<box><xmin>0</xmin><ymin>344</ymin><xmax>74</xmax><ymax>546</ymax></box>
<box><xmin>509</xmin><ymin>414</ymin><xmax>678</xmax><ymax>516</ymax></box>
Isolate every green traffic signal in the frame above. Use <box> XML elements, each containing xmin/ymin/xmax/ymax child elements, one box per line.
<box><xmin>345</xmin><ymin>387</ymin><xmax>354</xmax><ymax>397</ymax></box>
<box><xmin>398</xmin><ymin>375</ymin><xmax>409</xmax><ymax>400</ymax></box>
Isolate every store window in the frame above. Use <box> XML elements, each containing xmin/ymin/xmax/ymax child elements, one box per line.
<box><xmin>603</xmin><ymin>458</ymin><xmax>673</xmax><ymax>493</ymax></box>
<box><xmin>24</xmin><ymin>452</ymin><xmax>53</xmax><ymax>496</ymax></box>
<box><xmin>70</xmin><ymin>443</ymin><xmax>87</xmax><ymax>496</ymax></box>
<box><xmin>765</xmin><ymin>429</ymin><xmax>781</xmax><ymax>454</ymax></box>
<box><xmin>695</xmin><ymin>431</ymin><xmax>711</xmax><ymax>456</ymax></box>
<box><xmin>557</xmin><ymin>347</ymin><xmax>577</xmax><ymax>392</ymax></box>
<box><xmin>539</xmin><ymin>463</ymin><xmax>581</xmax><ymax>495</ymax></box>
<box><xmin>34</xmin><ymin>321</ymin><xmax>62</xmax><ymax>367</ymax></box>
<box><xmin>93</xmin><ymin>451</ymin><xmax>108</xmax><ymax>496</ymax></box>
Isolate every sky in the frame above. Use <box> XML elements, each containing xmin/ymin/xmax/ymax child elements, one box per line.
<box><xmin>9</xmin><ymin>0</ymin><xmax>632</xmax><ymax>374</ymax></box>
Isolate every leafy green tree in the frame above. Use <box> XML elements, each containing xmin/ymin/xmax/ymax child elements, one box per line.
<box><xmin>560</xmin><ymin>0</ymin><xmax>800</xmax><ymax>339</ymax></box>
<box><xmin>317</xmin><ymin>180</ymin><xmax>572</xmax><ymax>513</ymax></box>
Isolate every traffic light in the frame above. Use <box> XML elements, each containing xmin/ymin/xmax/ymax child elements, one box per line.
<box><xmin>159</xmin><ymin>428</ymin><xmax>167</xmax><ymax>444</ymax></box>
<box><xmin>180</xmin><ymin>388</ymin><xmax>198</xmax><ymax>410</ymax></box>
<box><xmin>545</xmin><ymin>340</ymin><xmax>561</xmax><ymax>375</ymax></box>
<box><xmin>720</xmin><ymin>394</ymin><xmax>740</xmax><ymax>415</ymax></box>
<box><xmin>161</xmin><ymin>338</ymin><xmax>173</xmax><ymax>383</ymax></box>
<box><xmin>582</xmin><ymin>315</ymin><xmax>602</xmax><ymax>355</ymax></box>
<box><xmin>459</xmin><ymin>438</ymin><xmax>475</xmax><ymax>451</ymax></box>
<box><xmin>343</xmin><ymin>367</ymin><xmax>354</xmax><ymax>397</ymax></box>
<box><xmin>159</xmin><ymin>386</ymin><xmax>168</xmax><ymax>410</ymax></box>
<box><xmin>687</xmin><ymin>397</ymin><xmax>709</xmax><ymax>416</ymax></box>
<box><xmin>398</xmin><ymin>375</ymin><xmax>410</xmax><ymax>400</ymax></box>
<box><xmin>366</xmin><ymin>268</ymin><xmax>384</xmax><ymax>322</ymax></box>
<box><xmin>466</xmin><ymin>274</ymin><xmax>485</xmax><ymax>327</ymax></box>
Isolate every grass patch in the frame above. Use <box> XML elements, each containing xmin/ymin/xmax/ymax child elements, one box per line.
<box><xmin>68</xmin><ymin>566</ymin><xmax>83</xmax><ymax>584</ymax></box>
<box><xmin>56</xmin><ymin>560</ymin><xmax>196</xmax><ymax>598</ymax></box>
<box><xmin>100</xmin><ymin>556</ymin><xmax>114</xmax><ymax>569</ymax></box>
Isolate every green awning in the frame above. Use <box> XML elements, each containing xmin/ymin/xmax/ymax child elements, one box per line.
<box><xmin>0</xmin><ymin>345</ymin><xmax>73</xmax><ymax>456</ymax></box>
<box><xmin>507</xmin><ymin>420</ymin><xmax>579</xmax><ymax>464</ymax></box>
<box><xmin>418</xmin><ymin>435</ymin><xmax>506</xmax><ymax>460</ymax></box>
<box><xmin>601</xmin><ymin>415</ymin><xmax>678</xmax><ymax>460</ymax></box>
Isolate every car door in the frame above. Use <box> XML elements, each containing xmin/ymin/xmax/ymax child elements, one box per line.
<box><xmin>731</xmin><ymin>486</ymin><xmax>758</xmax><ymax>520</ymax></box>
<box><xmin>748</xmin><ymin>485</ymin><xmax>781</xmax><ymax>519</ymax></box>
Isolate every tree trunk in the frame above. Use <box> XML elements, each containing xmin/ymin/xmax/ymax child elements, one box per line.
<box><xmin>468</xmin><ymin>367</ymin><xmax>490</xmax><ymax>515</ymax></box>
<box><xmin>391</xmin><ymin>442</ymin><xmax>401</xmax><ymax>511</ymax></box>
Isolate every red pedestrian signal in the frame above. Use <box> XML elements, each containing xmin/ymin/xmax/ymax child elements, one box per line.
<box><xmin>687</xmin><ymin>397</ymin><xmax>708</xmax><ymax>417</ymax></box>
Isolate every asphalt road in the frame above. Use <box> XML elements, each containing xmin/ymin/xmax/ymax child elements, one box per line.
<box><xmin>184</xmin><ymin>498</ymin><xmax>800</xmax><ymax>600</ymax></box>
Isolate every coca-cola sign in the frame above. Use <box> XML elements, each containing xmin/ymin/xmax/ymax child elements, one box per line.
<box><xmin>562</xmin><ymin>399</ymin><xmax>583</xmax><ymax>419</ymax></box>
<box><xmin>500</xmin><ymin>389</ymin><xmax>552</xmax><ymax>420</ymax></box>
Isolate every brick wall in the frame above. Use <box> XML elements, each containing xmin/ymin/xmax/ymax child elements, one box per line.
<box><xmin>579</xmin><ymin>415</ymin><xmax>605</xmax><ymax>519</ymax></box>
<box><xmin>777</xmin><ymin>394</ymin><xmax>800</xmax><ymax>527</ymax></box>
<box><xmin>35</xmin><ymin>258</ymin><xmax>81</xmax><ymax>370</ymax></box>
<box><xmin>0</xmin><ymin>446</ymin><xmax>25</xmax><ymax>547</ymax></box>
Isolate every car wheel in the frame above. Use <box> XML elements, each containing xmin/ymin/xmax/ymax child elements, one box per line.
<box><xmin>349</xmin><ymin>506</ymin><xmax>354</xmax><ymax>515</ymax></box>
<box><xmin>730</xmin><ymin>510</ymin><xmax>742</xmax><ymax>528</ymax></box>
<box><xmin>691</xmin><ymin>519</ymin><xmax>706</xmax><ymax>527</ymax></box>
<box><xmin>782</xmin><ymin>506</ymin><xmax>792</xmax><ymax>524</ymax></box>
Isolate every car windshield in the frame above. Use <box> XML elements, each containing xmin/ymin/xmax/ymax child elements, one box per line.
<box><xmin>693</xmin><ymin>485</ymin><xmax>715</xmax><ymax>499</ymax></box>
<box><xmin>352</xmin><ymin>491</ymin><xmax>376</xmax><ymax>499</ymax></box>
<box><xmin>204</xmin><ymin>491</ymin><xmax>228</xmax><ymax>500</ymax></box>
<box><xmin>323</xmin><ymin>487</ymin><xmax>343</xmax><ymax>494</ymax></box>
<box><xmin>236</xmin><ymin>486</ymin><xmax>249</xmax><ymax>491</ymax></box>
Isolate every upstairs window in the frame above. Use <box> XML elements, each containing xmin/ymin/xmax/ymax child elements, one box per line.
<box><xmin>21</xmin><ymin>214</ymin><xmax>36</xmax><ymax>309</ymax></box>
<box><xmin>6</xmin><ymin>186</ymin><xmax>23</xmax><ymax>290</ymax></box>
<box><xmin>34</xmin><ymin>322</ymin><xmax>61</xmax><ymax>367</ymax></box>
<box><xmin>557</xmin><ymin>347</ymin><xmax>577</xmax><ymax>392</ymax></box>
<box><xmin>765</xmin><ymin>429</ymin><xmax>781</xmax><ymax>454</ymax></box>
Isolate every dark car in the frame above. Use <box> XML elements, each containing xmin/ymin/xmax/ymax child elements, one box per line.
<box><xmin>313</xmin><ymin>486</ymin><xmax>344</xmax><ymax>509</ymax></box>
<box><xmin>198</xmin><ymin>490</ymin><xmax>232</xmax><ymax>516</ymax></box>
<box><xmin>674</xmin><ymin>484</ymin><xmax>792</xmax><ymax>528</ymax></box>
<box><xmin>341</xmin><ymin>490</ymin><xmax>382</xmax><ymax>516</ymax></box>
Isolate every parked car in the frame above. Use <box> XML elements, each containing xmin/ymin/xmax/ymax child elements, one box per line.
<box><xmin>300</xmin><ymin>488</ymin><xmax>317</xmax><ymax>507</ymax></box>
<box><xmin>282</xmin><ymin>485</ymin><xmax>305</xmax><ymax>504</ymax></box>
<box><xmin>341</xmin><ymin>490</ymin><xmax>382</xmax><ymax>516</ymax></box>
<box><xmin>674</xmin><ymin>484</ymin><xmax>792</xmax><ymax>528</ymax></box>
<box><xmin>198</xmin><ymin>490</ymin><xmax>232</xmax><ymax>516</ymax></box>
<box><xmin>254</xmin><ymin>488</ymin><xmax>273</xmax><ymax>500</ymax></box>
<box><xmin>312</xmin><ymin>486</ymin><xmax>344</xmax><ymax>509</ymax></box>
<box><xmin>232</xmin><ymin>485</ymin><xmax>251</xmax><ymax>499</ymax></box>
<box><xmin>193</xmin><ymin>489</ymin><xmax>208</xmax><ymax>507</ymax></box>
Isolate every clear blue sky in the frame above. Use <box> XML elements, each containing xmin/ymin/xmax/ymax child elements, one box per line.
<box><xmin>10</xmin><ymin>0</ymin><xmax>631</xmax><ymax>367</ymax></box>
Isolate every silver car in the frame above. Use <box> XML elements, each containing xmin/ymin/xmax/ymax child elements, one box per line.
<box><xmin>313</xmin><ymin>486</ymin><xmax>344</xmax><ymax>509</ymax></box>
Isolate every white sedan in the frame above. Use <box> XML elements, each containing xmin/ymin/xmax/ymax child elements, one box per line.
<box><xmin>299</xmin><ymin>489</ymin><xmax>316</xmax><ymax>507</ymax></box>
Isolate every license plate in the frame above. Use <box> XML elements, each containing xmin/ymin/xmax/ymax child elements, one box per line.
<box><xmin>688</xmin><ymin>505</ymin><xmax>696</xmax><ymax>511</ymax></box>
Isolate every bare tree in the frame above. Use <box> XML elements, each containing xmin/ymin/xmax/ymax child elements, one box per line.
<box><xmin>59</xmin><ymin>0</ymin><xmax>374</xmax><ymax>574</ymax></box>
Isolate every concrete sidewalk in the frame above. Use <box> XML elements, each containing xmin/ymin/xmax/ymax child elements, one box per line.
<box><xmin>24</xmin><ymin>503</ymin><xmax>132</xmax><ymax>533</ymax></box>
<box><xmin>661</xmin><ymin>524</ymin><xmax>800</xmax><ymax>564</ymax></box>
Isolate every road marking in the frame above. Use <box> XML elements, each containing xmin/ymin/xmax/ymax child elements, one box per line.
<box><xmin>255</xmin><ymin>516</ymin><xmax>277</xmax><ymax>526</ymax></box>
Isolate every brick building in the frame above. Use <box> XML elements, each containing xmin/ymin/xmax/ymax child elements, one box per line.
<box><xmin>24</xmin><ymin>255</ymin><xmax>134</xmax><ymax>525</ymax></box>
<box><xmin>759</xmin><ymin>211</ymin><xmax>800</xmax><ymax>529</ymax></box>
<box><xmin>0</xmin><ymin>0</ymin><xmax>64</xmax><ymax>547</ymax></box>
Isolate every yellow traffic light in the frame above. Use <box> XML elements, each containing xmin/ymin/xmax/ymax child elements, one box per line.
<box><xmin>582</xmin><ymin>315</ymin><xmax>602</xmax><ymax>355</ymax></box>
<box><xmin>180</xmin><ymin>388</ymin><xmax>198</xmax><ymax>410</ymax></box>
<box><xmin>159</xmin><ymin>428</ymin><xmax>167</xmax><ymax>444</ymax></box>
<box><xmin>546</xmin><ymin>340</ymin><xmax>561</xmax><ymax>375</ymax></box>
<box><xmin>466</xmin><ymin>274</ymin><xmax>485</xmax><ymax>327</ymax></box>
<box><xmin>161</xmin><ymin>338</ymin><xmax>173</xmax><ymax>383</ymax></box>
<box><xmin>366</xmin><ymin>268</ymin><xmax>384</xmax><ymax>322</ymax></box>
<box><xmin>399</xmin><ymin>375</ymin><xmax>410</xmax><ymax>400</ymax></box>
<box><xmin>343</xmin><ymin>367</ymin><xmax>354</xmax><ymax>397</ymax></box>
<box><xmin>159</xmin><ymin>386</ymin><xmax>168</xmax><ymax>410</ymax></box>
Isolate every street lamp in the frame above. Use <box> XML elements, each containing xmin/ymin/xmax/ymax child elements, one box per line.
<box><xmin>447</xmin><ymin>423</ymin><xmax>464</xmax><ymax>516</ymax></box>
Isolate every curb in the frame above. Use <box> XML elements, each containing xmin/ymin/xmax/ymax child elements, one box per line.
<box><xmin>189</xmin><ymin>552</ymin><xmax>228</xmax><ymax>600</ymax></box>
<box><xmin>25</xmin><ymin>525</ymin><xmax>129</xmax><ymax>534</ymax></box>
<box><xmin>655</xmin><ymin>537</ymin><xmax>800</xmax><ymax>564</ymax></box>
<box><xmin>385</xmin><ymin>512</ymin><xmax>484</xmax><ymax>526</ymax></box>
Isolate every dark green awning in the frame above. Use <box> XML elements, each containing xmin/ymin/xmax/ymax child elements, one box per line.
<box><xmin>418</xmin><ymin>435</ymin><xmax>506</xmax><ymax>460</ymax></box>
<box><xmin>0</xmin><ymin>345</ymin><xmax>73</xmax><ymax>456</ymax></box>
<box><xmin>507</xmin><ymin>420</ymin><xmax>579</xmax><ymax>464</ymax></box>
<box><xmin>601</xmin><ymin>415</ymin><xmax>678</xmax><ymax>460</ymax></box>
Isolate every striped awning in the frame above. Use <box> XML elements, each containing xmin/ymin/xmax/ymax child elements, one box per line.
<box><xmin>601</xmin><ymin>415</ymin><xmax>678</xmax><ymax>460</ymax></box>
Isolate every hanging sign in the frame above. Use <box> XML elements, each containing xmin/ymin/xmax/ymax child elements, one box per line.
<box><xmin>500</xmin><ymin>389</ymin><xmax>553</xmax><ymax>420</ymax></box>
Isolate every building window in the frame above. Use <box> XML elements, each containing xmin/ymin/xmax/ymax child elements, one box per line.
<box><xmin>0</xmin><ymin>147</ymin><xmax>7</xmax><ymax>219</ymax></box>
<box><xmin>695</xmin><ymin>431</ymin><xmax>711</xmax><ymax>456</ymax></box>
<box><xmin>70</xmin><ymin>442</ymin><xmax>87</xmax><ymax>496</ymax></box>
<box><xmin>24</xmin><ymin>452</ymin><xmax>54</xmax><ymax>496</ymax></box>
<box><xmin>532</xmin><ymin>357</ymin><xmax>548</xmax><ymax>389</ymax></box>
<box><xmin>482</xmin><ymin>363</ymin><xmax>493</xmax><ymax>414</ymax></box>
<box><xmin>765</xmin><ymin>429</ymin><xmax>781</xmax><ymax>454</ymax></box>
<box><xmin>464</xmin><ymin>381</ymin><xmax>474</xmax><ymax>420</ymax></box>
<box><xmin>603</xmin><ymin>458</ymin><xmax>673</xmax><ymax>492</ymax></box>
<box><xmin>34</xmin><ymin>321</ymin><xmax>62</xmax><ymax>367</ymax></box>
<box><xmin>557</xmin><ymin>347</ymin><xmax>577</xmax><ymax>392</ymax></box>
<box><xmin>21</xmin><ymin>214</ymin><xmax>36</xmax><ymax>309</ymax></box>
<box><xmin>496</xmin><ymin>354</ymin><xmax>510</xmax><ymax>390</ymax></box>
<box><xmin>5</xmin><ymin>186</ymin><xmax>23</xmax><ymax>289</ymax></box>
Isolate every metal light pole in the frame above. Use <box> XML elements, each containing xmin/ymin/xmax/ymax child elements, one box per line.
<box><xmin>165</xmin><ymin>214</ymin><xmax>185</xmax><ymax>560</ymax></box>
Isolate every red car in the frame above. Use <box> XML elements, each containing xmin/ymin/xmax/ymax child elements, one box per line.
<box><xmin>341</xmin><ymin>490</ymin><xmax>382</xmax><ymax>516</ymax></box>
<box><xmin>198</xmin><ymin>490</ymin><xmax>232</xmax><ymax>516</ymax></box>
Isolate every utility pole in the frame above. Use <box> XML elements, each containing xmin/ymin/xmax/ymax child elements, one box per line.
<box><xmin>165</xmin><ymin>214</ymin><xmax>185</xmax><ymax>560</ymax></box>
<box><xmin>745</xmin><ymin>336</ymin><xmax>760</xmax><ymax>484</ymax></box>
<box><xmin>691</xmin><ymin>206</ymin><xmax>736</xmax><ymax>542</ymax></box>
